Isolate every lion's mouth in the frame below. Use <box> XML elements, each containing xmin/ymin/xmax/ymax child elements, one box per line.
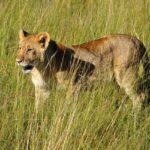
<box><xmin>23</xmin><ymin>65</ymin><xmax>34</xmax><ymax>73</ymax></box>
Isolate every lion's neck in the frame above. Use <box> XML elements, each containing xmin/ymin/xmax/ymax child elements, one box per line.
<box><xmin>44</xmin><ymin>40</ymin><xmax>74</xmax><ymax>71</ymax></box>
<box><xmin>33</xmin><ymin>40</ymin><xmax>74</xmax><ymax>79</ymax></box>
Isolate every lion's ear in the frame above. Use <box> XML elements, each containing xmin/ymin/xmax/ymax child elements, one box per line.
<box><xmin>37</xmin><ymin>32</ymin><xmax>50</xmax><ymax>49</ymax></box>
<box><xmin>19</xmin><ymin>29</ymin><xmax>29</xmax><ymax>41</ymax></box>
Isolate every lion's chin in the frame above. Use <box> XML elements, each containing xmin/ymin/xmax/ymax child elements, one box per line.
<box><xmin>22</xmin><ymin>65</ymin><xmax>34</xmax><ymax>74</ymax></box>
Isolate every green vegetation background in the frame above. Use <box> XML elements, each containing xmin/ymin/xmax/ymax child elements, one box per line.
<box><xmin>0</xmin><ymin>0</ymin><xmax>150</xmax><ymax>149</ymax></box>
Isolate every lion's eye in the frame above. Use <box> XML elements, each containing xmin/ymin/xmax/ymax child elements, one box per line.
<box><xmin>27</xmin><ymin>48</ymin><xmax>32</xmax><ymax>52</ymax></box>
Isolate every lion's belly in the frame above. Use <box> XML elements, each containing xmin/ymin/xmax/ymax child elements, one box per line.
<box><xmin>74</xmin><ymin>49</ymin><xmax>114</xmax><ymax>82</ymax></box>
<box><xmin>92</xmin><ymin>62</ymin><xmax>114</xmax><ymax>82</ymax></box>
<box><xmin>90</xmin><ymin>52</ymin><xmax>114</xmax><ymax>81</ymax></box>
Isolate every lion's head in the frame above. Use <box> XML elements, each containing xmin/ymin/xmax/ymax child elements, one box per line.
<box><xmin>16</xmin><ymin>30</ymin><xmax>50</xmax><ymax>73</ymax></box>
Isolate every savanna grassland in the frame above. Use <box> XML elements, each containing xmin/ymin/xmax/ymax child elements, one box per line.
<box><xmin>0</xmin><ymin>0</ymin><xmax>150</xmax><ymax>149</ymax></box>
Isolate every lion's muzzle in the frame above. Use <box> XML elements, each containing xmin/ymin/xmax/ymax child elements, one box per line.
<box><xmin>16</xmin><ymin>58</ymin><xmax>34</xmax><ymax>73</ymax></box>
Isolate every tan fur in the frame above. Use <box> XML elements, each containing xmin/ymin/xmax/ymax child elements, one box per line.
<box><xmin>16</xmin><ymin>30</ymin><xmax>149</xmax><ymax>111</ymax></box>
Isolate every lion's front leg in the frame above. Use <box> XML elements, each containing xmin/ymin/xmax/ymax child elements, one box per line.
<box><xmin>35</xmin><ymin>86</ymin><xmax>50</xmax><ymax>111</ymax></box>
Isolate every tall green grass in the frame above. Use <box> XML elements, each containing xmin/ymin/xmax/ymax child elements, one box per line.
<box><xmin>0</xmin><ymin>0</ymin><xmax>150</xmax><ymax>149</ymax></box>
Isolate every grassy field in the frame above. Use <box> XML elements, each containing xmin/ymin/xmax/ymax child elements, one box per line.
<box><xmin>0</xmin><ymin>0</ymin><xmax>150</xmax><ymax>149</ymax></box>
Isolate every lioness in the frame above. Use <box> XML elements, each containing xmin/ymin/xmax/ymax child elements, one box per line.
<box><xmin>16</xmin><ymin>30</ymin><xmax>149</xmax><ymax>111</ymax></box>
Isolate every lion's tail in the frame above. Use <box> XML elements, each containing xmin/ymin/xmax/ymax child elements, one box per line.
<box><xmin>141</xmin><ymin>43</ymin><xmax>150</xmax><ymax>81</ymax></box>
<box><xmin>140</xmin><ymin>42</ymin><xmax>150</xmax><ymax>100</ymax></box>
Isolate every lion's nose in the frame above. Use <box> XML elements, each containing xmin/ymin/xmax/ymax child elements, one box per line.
<box><xmin>16</xmin><ymin>59</ymin><xmax>23</xmax><ymax>64</ymax></box>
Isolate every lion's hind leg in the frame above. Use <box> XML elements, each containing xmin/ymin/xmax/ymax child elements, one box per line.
<box><xmin>114</xmin><ymin>66</ymin><xmax>146</xmax><ymax>113</ymax></box>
